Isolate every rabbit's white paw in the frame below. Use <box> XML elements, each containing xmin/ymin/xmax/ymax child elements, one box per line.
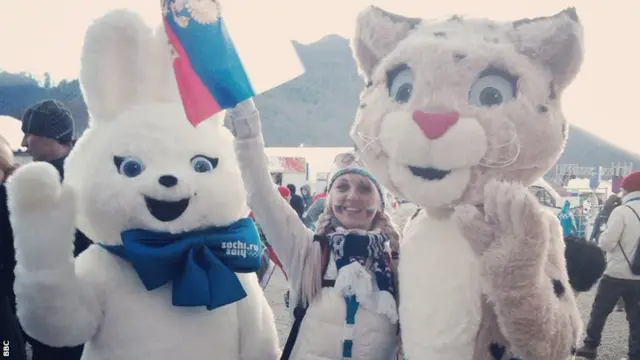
<box><xmin>7</xmin><ymin>162</ymin><xmax>65</xmax><ymax>212</ymax></box>
<box><xmin>6</xmin><ymin>162</ymin><xmax>78</xmax><ymax>270</ymax></box>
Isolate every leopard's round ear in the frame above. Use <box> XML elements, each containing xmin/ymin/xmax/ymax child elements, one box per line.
<box><xmin>509</xmin><ymin>7</ymin><xmax>584</xmax><ymax>92</ymax></box>
<box><xmin>351</xmin><ymin>6</ymin><xmax>422</xmax><ymax>83</ymax></box>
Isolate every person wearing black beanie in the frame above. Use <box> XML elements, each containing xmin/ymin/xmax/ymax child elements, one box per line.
<box><xmin>18</xmin><ymin>99</ymin><xmax>90</xmax><ymax>360</ymax></box>
<box><xmin>21</xmin><ymin>99</ymin><xmax>75</xmax><ymax>174</ymax></box>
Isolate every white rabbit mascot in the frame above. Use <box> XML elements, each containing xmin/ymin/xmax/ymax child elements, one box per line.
<box><xmin>6</xmin><ymin>10</ymin><xmax>280</xmax><ymax>360</ymax></box>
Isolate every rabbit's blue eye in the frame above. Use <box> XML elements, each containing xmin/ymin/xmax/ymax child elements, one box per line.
<box><xmin>114</xmin><ymin>156</ymin><xmax>145</xmax><ymax>178</ymax></box>
<box><xmin>191</xmin><ymin>155</ymin><xmax>219</xmax><ymax>173</ymax></box>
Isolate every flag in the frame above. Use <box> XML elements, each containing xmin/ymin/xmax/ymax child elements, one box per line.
<box><xmin>161</xmin><ymin>0</ymin><xmax>302</xmax><ymax>126</ymax></box>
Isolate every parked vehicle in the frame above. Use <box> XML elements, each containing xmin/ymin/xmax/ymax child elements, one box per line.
<box><xmin>528</xmin><ymin>178</ymin><xmax>565</xmax><ymax>214</ymax></box>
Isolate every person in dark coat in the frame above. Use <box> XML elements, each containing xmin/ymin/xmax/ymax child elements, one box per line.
<box><xmin>590</xmin><ymin>194</ymin><xmax>622</xmax><ymax>243</ymax></box>
<box><xmin>286</xmin><ymin>183</ymin><xmax>305</xmax><ymax>219</ymax></box>
<box><xmin>300</xmin><ymin>184</ymin><xmax>313</xmax><ymax>210</ymax></box>
<box><xmin>18</xmin><ymin>99</ymin><xmax>92</xmax><ymax>360</ymax></box>
<box><xmin>0</xmin><ymin>136</ymin><xmax>27</xmax><ymax>360</ymax></box>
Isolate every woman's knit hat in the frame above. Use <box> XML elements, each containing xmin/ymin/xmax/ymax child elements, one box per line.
<box><xmin>327</xmin><ymin>151</ymin><xmax>385</xmax><ymax>209</ymax></box>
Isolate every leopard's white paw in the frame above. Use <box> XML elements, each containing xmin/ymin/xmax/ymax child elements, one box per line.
<box><xmin>483</xmin><ymin>179</ymin><xmax>547</xmax><ymax>239</ymax></box>
<box><xmin>480</xmin><ymin>179</ymin><xmax>550</xmax><ymax>279</ymax></box>
<box><xmin>452</xmin><ymin>204</ymin><xmax>494</xmax><ymax>255</ymax></box>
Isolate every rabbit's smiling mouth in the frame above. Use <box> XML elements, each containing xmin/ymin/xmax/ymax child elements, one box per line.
<box><xmin>144</xmin><ymin>196</ymin><xmax>190</xmax><ymax>222</ymax></box>
<box><xmin>408</xmin><ymin>166</ymin><xmax>451</xmax><ymax>181</ymax></box>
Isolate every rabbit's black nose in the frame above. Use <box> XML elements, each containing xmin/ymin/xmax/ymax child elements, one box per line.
<box><xmin>158</xmin><ymin>175</ymin><xmax>178</xmax><ymax>188</ymax></box>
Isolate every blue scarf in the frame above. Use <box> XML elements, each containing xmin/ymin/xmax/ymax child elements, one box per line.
<box><xmin>100</xmin><ymin>218</ymin><xmax>262</xmax><ymax>310</ymax></box>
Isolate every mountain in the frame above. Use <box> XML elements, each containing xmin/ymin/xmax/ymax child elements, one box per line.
<box><xmin>1</xmin><ymin>34</ymin><xmax>638</xmax><ymax>173</ymax></box>
<box><xmin>0</xmin><ymin>73</ymin><xmax>88</xmax><ymax>138</ymax></box>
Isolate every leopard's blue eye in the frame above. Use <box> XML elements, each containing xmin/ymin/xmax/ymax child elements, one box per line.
<box><xmin>387</xmin><ymin>64</ymin><xmax>413</xmax><ymax>104</ymax></box>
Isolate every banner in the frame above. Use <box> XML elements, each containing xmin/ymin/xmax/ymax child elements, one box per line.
<box><xmin>268</xmin><ymin>156</ymin><xmax>306</xmax><ymax>173</ymax></box>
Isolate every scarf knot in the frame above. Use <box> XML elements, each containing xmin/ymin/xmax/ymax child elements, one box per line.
<box><xmin>100</xmin><ymin>218</ymin><xmax>262</xmax><ymax>310</ymax></box>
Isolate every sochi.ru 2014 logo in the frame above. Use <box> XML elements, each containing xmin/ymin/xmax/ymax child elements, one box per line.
<box><xmin>3</xmin><ymin>340</ymin><xmax>9</xmax><ymax>357</ymax></box>
<box><xmin>221</xmin><ymin>241</ymin><xmax>260</xmax><ymax>258</ymax></box>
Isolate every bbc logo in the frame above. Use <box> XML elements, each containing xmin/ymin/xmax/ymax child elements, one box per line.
<box><xmin>2</xmin><ymin>340</ymin><xmax>9</xmax><ymax>357</ymax></box>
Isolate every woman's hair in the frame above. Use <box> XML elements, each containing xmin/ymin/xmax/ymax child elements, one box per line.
<box><xmin>0</xmin><ymin>135</ymin><xmax>17</xmax><ymax>182</ymax></box>
<box><xmin>299</xmin><ymin>182</ymin><xmax>401</xmax><ymax>306</ymax></box>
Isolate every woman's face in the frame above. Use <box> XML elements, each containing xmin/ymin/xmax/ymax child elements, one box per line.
<box><xmin>329</xmin><ymin>173</ymin><xmax>379</xmax><ymax>230</ymax></box>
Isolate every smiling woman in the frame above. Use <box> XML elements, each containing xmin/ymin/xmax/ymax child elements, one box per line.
<box><xmin>229</xmin><ymin>98</ymin><xmax>403</xmax><ymax>360</ymax></box>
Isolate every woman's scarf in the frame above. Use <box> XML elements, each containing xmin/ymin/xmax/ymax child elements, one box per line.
<box><xmin>325</xmin><ymin>225</ymin><xmax>398</xmax><ymax>323</ymax></box>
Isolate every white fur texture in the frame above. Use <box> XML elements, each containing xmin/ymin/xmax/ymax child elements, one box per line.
<box><xmin>399</xmin><ymin>210</ymin><xmax>482</xmax><ymax>359</ymax></box>
<box><xmin>8</xmin><ymin>9</ymin><xmax>280</xmax><ymax>360</ymax></box>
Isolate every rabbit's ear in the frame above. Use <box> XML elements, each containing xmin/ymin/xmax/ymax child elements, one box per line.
<box><xmin>80</xmin><ymin>10</ymin><xmax>156</xmax><ymax>123</ymax></box>
<box><xmin>149</xmin><ymin>26</ymin><xmax>181</xmax><ymax>103</ymax></box>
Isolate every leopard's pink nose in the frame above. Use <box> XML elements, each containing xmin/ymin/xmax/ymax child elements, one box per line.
<box><xmin>412</xmin><ymin>111</ymin><xmax>460</xmax><ymax>139</ymax></box>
